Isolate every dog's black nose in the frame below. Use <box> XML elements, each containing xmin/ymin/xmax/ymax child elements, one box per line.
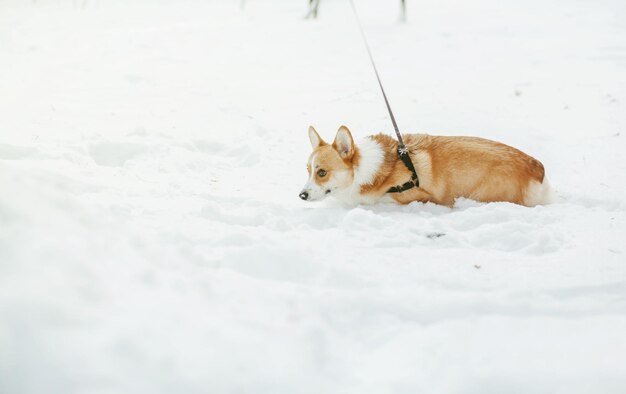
<box><xmin>299</xmin><ymin>191</ymin><xmax>309</xmax><ymax>201</ymax></box>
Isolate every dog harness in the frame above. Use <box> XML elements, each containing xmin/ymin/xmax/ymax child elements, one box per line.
<box><xmin>386</xmin><ymin>146</ymin><xmax>420</xmax><ymax>193</ymax></box>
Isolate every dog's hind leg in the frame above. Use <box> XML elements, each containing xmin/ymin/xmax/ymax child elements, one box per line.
<box><xmin>524</xmin><ymin>178</ymin><xmax>557</xmax><ymax>206</ymax></box>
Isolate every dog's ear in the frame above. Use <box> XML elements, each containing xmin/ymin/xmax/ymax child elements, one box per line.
<box><xmin>333</xmin><ymin>125</ymin><xmax>354</xmax><ymax>160</ymax></box>
<box><xmin>308</xmin><ymin>126</ymin><xmax>326</xmax><ymax>149</ymax></box>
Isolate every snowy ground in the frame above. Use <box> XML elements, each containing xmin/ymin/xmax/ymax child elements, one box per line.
<box><xmin>1</xmin><ymin>0</ymin><xmax>626</xmax><ymax>392</ymax></box>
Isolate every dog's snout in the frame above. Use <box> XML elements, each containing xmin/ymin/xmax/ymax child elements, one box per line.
<box><xmin>299</xmin><ymin>191</ymin><xmax>309</xmax><ymax>201</ymax></box>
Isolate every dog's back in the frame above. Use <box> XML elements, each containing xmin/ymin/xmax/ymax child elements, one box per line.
<box><xmin>405</xmin><ymin>134</ymin><xmax>550</xmax><ymax>206</ymax></box>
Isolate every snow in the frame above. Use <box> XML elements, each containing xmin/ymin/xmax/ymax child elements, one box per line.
<box><xmin>1</xmin><ymin>0</ymin><xmax>626</xmax><ymax>392</ymax></box>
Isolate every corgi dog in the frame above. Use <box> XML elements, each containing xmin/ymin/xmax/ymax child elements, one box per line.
<box><xmin>299</xmin><ymin>125</ymin><xmax>553</xmax><ymax>207</ymax></box>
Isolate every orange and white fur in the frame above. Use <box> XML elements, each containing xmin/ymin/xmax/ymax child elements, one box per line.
<box><xmin>300</xmin><ymin>125</ymin><xmax>553</xmax><ymax>207</ymax></box>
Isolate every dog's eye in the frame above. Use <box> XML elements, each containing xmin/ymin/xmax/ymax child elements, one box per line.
<box><xmin>317</xmin><ymin>169</ymin><xmax>327</xmax><ymax>177</ymax></box>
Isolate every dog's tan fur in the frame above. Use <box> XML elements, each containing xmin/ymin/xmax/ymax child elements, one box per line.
<box><xmin>366</xmin><ymin>133</ymin><xmax>545</xmax><ymax>206</ymax></box>
<box><xmin>302</xmin><ymin>126</ymin><xmax>551</xmax><ymax>207</ymax></box>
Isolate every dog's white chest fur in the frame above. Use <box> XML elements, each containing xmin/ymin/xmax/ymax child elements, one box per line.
<box><xmin>331</xmin><ymin>137</ymin><xmax>393</xmax><ymax>206</ymax></box>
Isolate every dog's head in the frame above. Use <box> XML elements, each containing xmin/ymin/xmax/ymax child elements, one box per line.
<box><xmin>299</xmin><ymin>125</ymin><xmax>356</xmax><ymax>201</ymax></box>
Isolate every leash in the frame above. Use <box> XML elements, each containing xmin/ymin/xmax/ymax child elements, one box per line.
<box><xmin>348</xmin><ymin>0</ymin><xmax>419</xmax><ymax>193</ymax></box>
